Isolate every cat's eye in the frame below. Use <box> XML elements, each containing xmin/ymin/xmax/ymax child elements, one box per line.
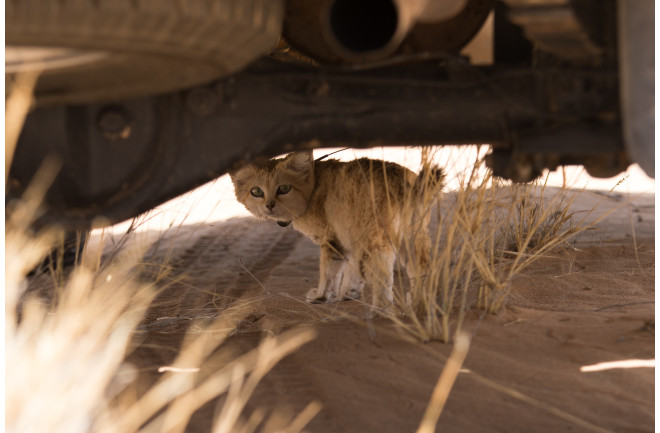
<box><xmin>277</xmin><ymin>185</ymin><xmax>292</xmax><ymax>195</ymax></box>
<box><xmin>250</xmin><ymin>187</ymin><xmax>264</xmax><ymax>197</ymax></box>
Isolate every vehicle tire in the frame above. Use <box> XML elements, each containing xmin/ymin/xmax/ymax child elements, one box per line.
<box><xmin>618</xmin><ymin>0</ymin><xmax>654</xmax><ymax>177</ymax></box>
<box><xmin>6</xmin><ymin>0</ymin><xmax>283</xmax><ymax>105</ymax></box>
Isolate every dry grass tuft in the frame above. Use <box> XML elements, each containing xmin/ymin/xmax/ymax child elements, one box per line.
<box><xmin>386</xmin><ymin>149</ymin><xmax>597</xmax><ymax>343</ymax></box>
<box><xmin>7</xmin><ymin>201</ymin><xmax>319</xmax><ymax>433</ymax></box>
<box><xmin>6</xmin><ymin>158</ymin><xmax>318</xmax><ymax>433</ymax></box>
<box><xmin>6</xmin><ymin>73</ymin><xmax>319</xmax><ymax>433</ymax></box>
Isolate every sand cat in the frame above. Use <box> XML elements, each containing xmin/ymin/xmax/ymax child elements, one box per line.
<box><xmin>230</xmin><ymin>151</ymin><xmax>443</xmax><ymax>309</ymax></box>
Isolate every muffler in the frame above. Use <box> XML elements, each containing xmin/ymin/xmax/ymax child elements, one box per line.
<box><xmin>322</xmin><ymin>0</ymin><xmax>468</xmax><ymax>61</ymax></box>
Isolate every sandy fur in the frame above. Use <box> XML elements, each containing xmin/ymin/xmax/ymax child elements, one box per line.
<box><xmin>231</xmin><ymin>151</ymin><xmax>443</xmax><ymax>308</ymax></box>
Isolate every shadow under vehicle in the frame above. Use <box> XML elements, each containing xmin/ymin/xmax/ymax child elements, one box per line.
<box><xmin>7</xmin><ymin>0</ymin><xmax>654</xmax><ymax>229</ymax></box>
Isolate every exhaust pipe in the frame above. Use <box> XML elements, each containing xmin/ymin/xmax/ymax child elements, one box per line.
<box><xmin>323</xmin><ymin>0</ymin><xmax>468</xmax><ymax>61</ymax></box>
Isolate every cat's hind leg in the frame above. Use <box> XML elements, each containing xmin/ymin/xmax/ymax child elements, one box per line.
<box><xmin>361</xmin><ymin>249</ymin><xmax>396</xmax><ymax>310</ymax></box>
<box><xmin>338</xmin><ymin>259</ymin><xmax>364</xmax><ymax>300</ymax></box>
<box><xmin>306</xmin><ymin>243</ymin><xmax>347</xmax><ymax>303</ymax></box>
<box><xmin>401</xmin><ymin>228</ymin><xmax>432</xmax><ymax>289</ymax></box>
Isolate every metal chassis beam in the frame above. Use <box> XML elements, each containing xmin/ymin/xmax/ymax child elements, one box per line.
<box><xmin>8</xmin><ymin>58</ymin><xmax>627</xmax><ymax>229</ymax></box>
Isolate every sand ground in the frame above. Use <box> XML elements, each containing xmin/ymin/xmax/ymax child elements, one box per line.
<box><xmin>27</xmin><ymin>146</ymin><xmax>650</xmax><ymax>432</ymax></box>
<box><xmin>86</xmin><ymin>182</ymin><xmax>654</xmax><ymax>433</ymax></box>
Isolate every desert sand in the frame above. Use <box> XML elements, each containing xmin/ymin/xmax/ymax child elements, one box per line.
<box><xmin>94</xmin><ymin>177</ymin><xmax>654</xmax><ymax>433</ymax></box>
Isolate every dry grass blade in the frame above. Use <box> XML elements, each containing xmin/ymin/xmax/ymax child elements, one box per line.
<box><xmin>416</xmin><ymin>332</ymin><xmax>470</xmax><ymax>433</ymax></box>
<box><xmin>114</xmin><ymin>327</ymin><xmax>317</xmax><ymax>433</ymax></box>
<box><xmin>410</xmin><ymin>339</ymin><xmax>619</xmax><ymax>433</ymax></box>
<box><xmin>6</xmin><ymin>71</ymin><xmax>40</xmax><ymax>184</ymax></box>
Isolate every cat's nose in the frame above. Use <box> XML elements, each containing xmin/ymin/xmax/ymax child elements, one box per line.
<box><xmin>266</xmin><ymin>201</ymin><xmax>275</xmax><ymax>211</ymax></box>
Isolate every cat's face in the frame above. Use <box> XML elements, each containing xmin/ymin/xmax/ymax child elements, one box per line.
<box><xmin>230</xmin><ymin>151</ymin><xmax>315</xmax><ymax>222</ymax></box>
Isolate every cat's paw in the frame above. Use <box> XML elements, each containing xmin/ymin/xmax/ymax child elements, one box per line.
<box><xmin>343</xmin><ymin>286</ymin><xmax>362</xmax><ymax>301</ymax></box>
<box><xmin>306</xmin><ymin>287</ymin><xmax>345</xmax><ymax>303</ymax></box>
<box><xmin>305</xmin><ymin>287</ymin><xmax>326</xmax><ymax>303</ymax></box>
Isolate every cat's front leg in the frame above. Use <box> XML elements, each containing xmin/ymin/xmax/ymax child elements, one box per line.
<box><xmin>306</xmin><ymin>244</ymin><xmax>347</xmax><ymax>303</ymax></box>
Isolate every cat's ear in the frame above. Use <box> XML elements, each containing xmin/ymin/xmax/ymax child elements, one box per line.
<box><xmin>228</xmin><ymin>166</ymin><xmax>241</xmax><ymax>181</ymax></box>
<box><xmin>228</xmin><ymin>159</ymin><xmax>254</xmax><ymax>178</ymax></box>
<box><xmin>284</xmin><ymin>151</ymin><xmax>314</xmax><ymax>176</ymax></box>
<box><xmin>228</xmin><ymin>164</ymin><xmax>254</xmax><ymax>190</ymax></box>
<box><xmin>228</xmin><ymin>162</ymin><xmax>243</xmax><ymax>180</ymax></box>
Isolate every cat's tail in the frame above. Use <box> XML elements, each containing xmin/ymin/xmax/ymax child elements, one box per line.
<box><xmin>413</xmin><ymin>166</ymin><xmax>445</xmax><ymax>199</ymax></box>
